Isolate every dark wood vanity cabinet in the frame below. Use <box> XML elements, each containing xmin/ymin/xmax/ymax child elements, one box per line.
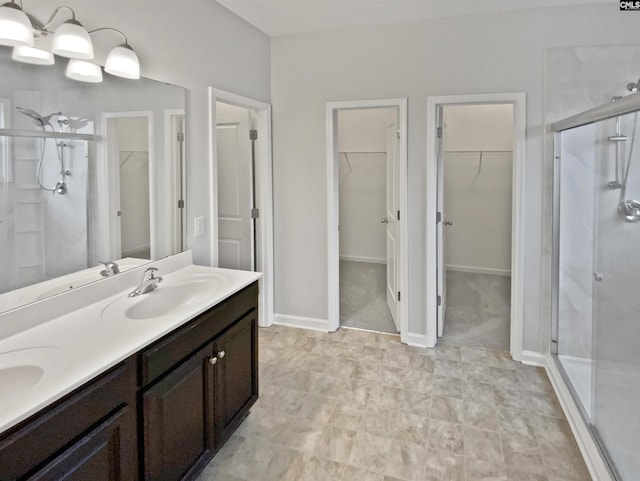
<box><xmin>139</xmin><ymin>281</ymin><xmax>259</xmax><ymax>481</ymax></box>
<box><xmin>0</xmin><ymin>359</ymin><xmax>138</xmax><ymax>481</ymax></box>
<box><xmin>0</xmin><ymin>281</ymin><xmax>259</xmax><ymax>481</ymax></box>
<box><xmin>213</xmin><ymin>310</ymin><xmax>258</xmax><ymax>447</ymax></box>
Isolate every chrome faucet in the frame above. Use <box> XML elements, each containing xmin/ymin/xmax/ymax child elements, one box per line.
<box><xmin>100</xmin><ymin>261</ymin><xmax>120</xmax><ymax>277</ymax></box>
<box><xmin>129</xmin><ymin>267</ymin><xmax>163</xmax><ymax>297</ymax></box>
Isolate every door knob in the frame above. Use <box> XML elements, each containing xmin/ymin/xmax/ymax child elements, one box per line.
<box><xmin>380</xmin><ymin>218</ymin><xmax>389</xmax><ymax>224</ymax></box>
<box><xmin>209</xmin><ymin>356</ymin><xmax>218</xmax><ymax>365</ymax></box>
<box><xmin>444</xmin><ymin>221</ymin><xmax>453</xmax><ymax>226</ymax></box>
<box><xmin>218</xmin><ymin>350</ymin><xmax>226</xmax><ymax>359</ymax></box>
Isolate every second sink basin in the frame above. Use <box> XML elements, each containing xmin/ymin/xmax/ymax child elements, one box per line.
<box><xmin>102</xmin><ymin>272</ymin><xmax>228</xmax><ymax>321</ymax></box>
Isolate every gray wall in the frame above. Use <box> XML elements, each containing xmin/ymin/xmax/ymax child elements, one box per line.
<box><xmin>25</xmin><ymin>0</ymin><xmax>271</xmax><ymax>266</ymax></box>
<box><xmin>270</xmin><ymin>4</ymin><xmax>640</xmax><ymax>352</ymax></box>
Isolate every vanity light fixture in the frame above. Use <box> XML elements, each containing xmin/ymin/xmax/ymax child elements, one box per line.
<box><xmin>0</xmin><ymin>1</ymin><xmax>32</xmax><ymax>47</ymax></box>
<box><xmin>0</xmin><ymin>1</ymin><xmax>140</xmax><ymax>82</ymax></box>
<box><xmin>65</xmin><ymin>58</ymin><xmax>102</xmax><ymax>83</ymax></box>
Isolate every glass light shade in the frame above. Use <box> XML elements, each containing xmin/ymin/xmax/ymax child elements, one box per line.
<box><xmin>52</xmin><ymin>20</ymin><xmax>93</xmax><ymax>59</ymax></box>
<box><xmin>12</xmin><ymin>45</ymin><xmax>54</xmax><ymax>65</ymax></box>
<box><xmin>0</xmin><ymin>3</ymin><xmax>34</xmax><ymax>47</ymax></box>
<box><xmin>105</xmin><ymin>44</ymin><xmax>140</xmax><ymax>79</ymax></box>
<box><xmin>65</xmin><ymin>59</ymin><xmax>102</xmax><ymax>83</ymax></box>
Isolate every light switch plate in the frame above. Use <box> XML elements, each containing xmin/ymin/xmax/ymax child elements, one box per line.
<box><xmin>194</xmin><ymin>216</ymin><xmax>205</xmax><ymax>237</ymax></box>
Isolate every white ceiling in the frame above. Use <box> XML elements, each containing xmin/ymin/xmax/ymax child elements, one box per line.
<box><xmin>216</xmin><ymin>0</ymin><xmax>611</xmax><ymax>36</ymax></box>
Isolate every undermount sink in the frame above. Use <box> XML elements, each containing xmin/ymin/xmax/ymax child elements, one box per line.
<box><xmin>102</xmin><ymin>273</ymin><xmax>228</xmax><ymax>321</ymax></box>
<box><xmin>0</xmin><ymin>347</ymin><xmax>66</xmax><ymax>402</ymax></box>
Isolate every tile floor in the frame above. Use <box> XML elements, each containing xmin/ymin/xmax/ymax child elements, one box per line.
<box><xmin>196</xmin><ymin>326</ymin><xmax>590</xmax><ymax>481</ymax></box>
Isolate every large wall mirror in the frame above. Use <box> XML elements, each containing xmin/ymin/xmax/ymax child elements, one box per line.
<box><xmin>0</xmin><ymin>49</ymin><xmax>186</xmax><ymax>313</ymax></box>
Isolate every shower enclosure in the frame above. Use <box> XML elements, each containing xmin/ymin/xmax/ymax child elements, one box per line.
<box><xmin>551</xmin><ymin>91</ymin><xmax>640</xmax><ymax>481</ymax></box>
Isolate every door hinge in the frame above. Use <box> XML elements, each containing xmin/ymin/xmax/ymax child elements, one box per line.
<box><xmin>177</xmin><ymin>131</ymin><xmax>184</xmax><ymax>143</ymax></box>
<box><xmin>437</xmin><ymin>127</ymin><xmax>443</xmax><ymax>138</ymax></box>
<box><xmin>436</xmin><ymin>211</ymin><xmax>442</xmax><ymax>223</ymax></box>
<box><xmin>437</xmin><ymin>295</ymin><xmax>442</xmax><ymax>306</ymax></box>
<box><xmin>397</xmin><ymin>291</ymin><xmax>401</xmax><ymax>302</ymax></box>
<box><xmin>249</xmin><ymin>129</ymin><xmax>258</xmax><ymax>141</ymax></box>
<box><xmin>116</xmin><ymin>210</ymin><xmax>121</xmax><ymax>217</ymax></box>
<box><xmin>178</xmin><ymin>199</ymin><xmax>184</xmax><ymax>209</ymax></box>
<box><xmin>251</xmin><ymin>208</ymin><xmax>260</xmax><ymax>219</ymax></box>
<box><xmin>396</xmin><ymin>210</ymin><xmax>400</xmax><ymax>221</ymax></box>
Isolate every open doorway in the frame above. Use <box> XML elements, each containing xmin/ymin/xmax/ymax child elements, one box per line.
<box><xmin>438</xmin><ymin>104</ymin><xmax>513</xmax><ymax>351</ymax></box>
<box><xmin>337</xmin><ymin>108</ymin><xmax>399</xmax><ymax>334</ymax></box>
<box><xmin>327</xmin><ymin>98</ymin><xmax>408</xmax><ymax>341</ymax></box>
<box><xmin>104</xmin><ymin>112</ymin><xmax>153</xmax><ymax>260</ymax></box>
<box><xmin>426</xmin><ymin>92</ymin><xmax>526</xmax><ymax>360</ymax></box>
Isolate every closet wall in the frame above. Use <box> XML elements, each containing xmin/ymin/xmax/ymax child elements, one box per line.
<box><xmin>338</xmin><ymin>108</ymin><xmax>395</xmax><ymax>263</ymax></box>
<box><xmin>443</xmin><ymin>104</ymin><xmax>513</xmax><ymax>274</ymax></box>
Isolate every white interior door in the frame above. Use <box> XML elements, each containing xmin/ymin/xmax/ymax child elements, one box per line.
<box><xmin>216</xmin><ymin>104</ymin><xmax>254</xmax><ymax>271</ymax></box>
<box><xmin>436</xmin><ymin>106</ymin><xmax>446</xmax><ymax>337</ymax></box>
<box><xmin>386</xmin><ymin>116</ymin><xmax>400</xmax><ymax>330</ymax></box>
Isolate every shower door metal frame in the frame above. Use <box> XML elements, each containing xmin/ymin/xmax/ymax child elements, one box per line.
<box><xmin>549</xmin><ymin>91</ymin><xmax>640</xmax><ymax>481</ymax></box>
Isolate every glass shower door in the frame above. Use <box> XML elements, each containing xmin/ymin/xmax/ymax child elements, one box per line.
<box><xmin>591</xmin><ymin>110</ymin><xmax>640</xmax><ymax>480</ymax></box>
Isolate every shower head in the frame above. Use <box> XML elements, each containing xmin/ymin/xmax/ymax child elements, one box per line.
<box><xmin>627</xmin><ymin>79</ymin><xmax>640</xmax><ymax>93</ymax></box>
<box><xmin>15</xmin><ymin>107</ymin><xmax>62</xmax><ymax>129</ymax></box>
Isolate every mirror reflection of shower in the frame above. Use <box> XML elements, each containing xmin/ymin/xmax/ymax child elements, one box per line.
<box><xmin>609</xmin><ymin>81</ymin><xmax>640</xmax><ymax>223</ymax></box>
<box><xmin>14</xmin><ymin>107</ymin><xmax>80</xmax><ymax>195</ymax></box>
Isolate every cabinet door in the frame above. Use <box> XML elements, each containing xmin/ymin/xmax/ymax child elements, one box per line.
<box><xmin>213</xmin><ymin>310</ymin><xmax>258</xmax><ymax>446</ymax></box>
<box><xmin>143</xmin><ymin>344</ymin><xmax>215</xmax><ymax>481</ymax></box>
<box><xmin>27</xmin><ymin>406</ymin><xmax>136</xmax><ymax>481</ymax></box>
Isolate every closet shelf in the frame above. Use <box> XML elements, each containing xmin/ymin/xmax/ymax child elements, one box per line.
<box><xmin>0</xmin><ymin>128</ymin><xmax>96</xmax><ymax>141</ymax></box>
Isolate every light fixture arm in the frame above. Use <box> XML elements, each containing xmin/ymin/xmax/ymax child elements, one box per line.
<box><xmin>41</xmin><ymin>5</ymin><xmax>76</xmax><ymax>30</ymax></box>
<box><xmin>88</xmin><ymin>27</ymin><xmax>129</xmax><ymax>46</ymax></box>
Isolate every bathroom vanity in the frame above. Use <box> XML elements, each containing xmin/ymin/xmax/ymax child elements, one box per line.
<box><xmin>0</xmin><ymin>252</ymin><xmax>261</xmax><ymax>481</ymax></box>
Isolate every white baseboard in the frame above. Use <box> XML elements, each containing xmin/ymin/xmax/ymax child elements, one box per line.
<box><xmin>519</xmin><ymin>350</ymin><xmax>546</xmax><ymax>367</ymax></box>
<box><xmin>339</xmin><ymin>255</ymin><xmax>386</xmax><ymax>264</ymax></box>
<box><xmin>273</xmin><ymin>314</ymin><xmax>330</xmax><ymax>332</ymax></box>
<box><xmin>544</xmin><ymin>354</ymin><xmax>614</xmax><ymax>481</ymax></box>
<box><xmin>446</xmin><ymin>264</ymin><xmax>511</xmax><ymax>276</ymax></box>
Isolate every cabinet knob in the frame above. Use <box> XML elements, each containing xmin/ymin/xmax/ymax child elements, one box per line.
<box><xmin>209</xmin><ymin>356</ymin><xmax>218</xmax><ymax>365</ymax></box>
<box><xmin>218</xmin><ymin>350</ymin><xmax>226</xmax><ymax>359</ymax></box>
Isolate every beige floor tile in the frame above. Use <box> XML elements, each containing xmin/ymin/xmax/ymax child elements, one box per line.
<box><xmin>424</xmin><ymin>448</ymin><xmax>465</xmax><ymax>481</ymax></box>
<box><xmin>528</xmin><ymin>415</ymin><xmax>576</xmax><ymax>448</ymax></box>
<box><xmin>431</xmin><ymin>395</ymin><xmax>465</xmax><ymax>423</ymax></box>
<box><xmin>463</xmin><ymin>426</ymin><xmax>504</xmax><ymax>464</ymax></box>
<box><xmin>312</xmin><ymin>425</ymin><xmax>357</xmax><ymax>463</ymax></box>
<box><xmin>397</xmin><ymin>389</ymin><xmax>431</xmax><ymax>418</ymax></box>
<box><xmin>428</xmin><ymin>420</ymin><xmax>465</xmax><ymax>456</ymax></box>
<box><xmin>296</xmin><ymin>393</ymin><xmax>337</xmax><ymax>423</ymax></box>
<box><xmin>401</xmin><ymin>369</ymin><xmax>434</xmax><ymax>394</ymax></box>
<box><xmin>539</xmin><ymin>443</ymin><xmax>590</xmax><ymax>481</ymax></box>
<box><xmin>434</xmin><ymin>359</ymin><xmax>465</xmax><ymax>379</ymax></box>
<box><xmin>298</xmin><ymin>457</ymin><xmax>345</xmax><ymax>481</ymax></box>
<box><xmin>524</xmin><ymin>390</ymin><xmax>565</xmax><ymax>419</ymax></box>
<box><xmin>327</xmin><ymin>403</ymin><xmax>363</xmax><ymax>431</ymax></box>
<box><xmin>506</xmin><ymin>468</ymin><xmax>549</xmax><ymax>481</ymax></box>
<box><xmin>384</xmin><ymin>440</ymin><xmax>427</xmax><ymax>481</ymax></box>
<box><xmin>501</xmin><ymin>431</ymin><xmax>546</xmax><ymax>475</ymax></box>
<box><xmin>341</xmin><ymin>465</ymin><xmax>385</xmax><ymax>481</ymax></box>
<box><xmin>393</xmin><ymin>412</ymin><xmax>430</xmax><ymax>444</ymax></box>
<box><xmin>360</xmin><ymin>406</ymin><xmax>397</xmax><ymax>437</ymax></box>
<box><xmin>275</xmin><ymin>419</ymin><xmax>325</xmax><ymax>454</ymax></box>
<box><xmin>259</xmin><ymin>447</ymin><xmax>308</xmax><ymax>481</ymax></box>
<box><xmin>465</xmin><ymin>458</ymin><xmax>508</xmax><ymax>481</ymax></box>
<box><xmin>224</xmin><ymin>432</ymin><xmax>277</xmax><ymax>480</ymax></box>
<box><xmin>462</xmin><ymin>380</ymin><xmax>495</xmax><ymax>405</ymax></box>
<box><xmin>348</xmin><ymin>431</ymin><xmax>393</xmax><ymax>472</ymax></box>
<box><xmin>433</xmin><ymin>375</ymin><xmax>465</xmax><ymax>398</ymax></box>
<box><xmin>463</xmin><ymin>399</ymin><xmax>500</xmax><ymax>431</ymax></box>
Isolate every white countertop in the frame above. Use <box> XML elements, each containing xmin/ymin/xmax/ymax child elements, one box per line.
<box><xmin>0</xmin><ymin>251</ymin><xmax>261</xmax><ymax>433</ymax></box>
